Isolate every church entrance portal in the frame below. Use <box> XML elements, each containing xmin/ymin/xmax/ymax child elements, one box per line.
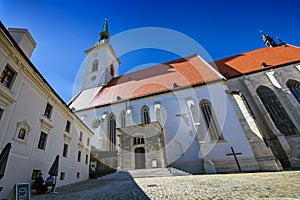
<box><xmin>135</xmin><ymin>147</ymin><xmax>146</xmax><ymax>169</ymax></box>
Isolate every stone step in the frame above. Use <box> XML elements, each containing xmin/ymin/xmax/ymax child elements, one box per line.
<box><xmin>126</xmin><ymin>167</ymin><xmax>190</xmax><ymax>178</ymax></box>
<box><xmin>168</xmin><ymin>167</ymin><xmax>190</xmax><ymax>176</ymax></box>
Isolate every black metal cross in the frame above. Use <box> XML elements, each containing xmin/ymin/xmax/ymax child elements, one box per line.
<box><xmin>226</xmin><ymin>146</ymin><xmax>243</xmax><ymax>172</ymax></box>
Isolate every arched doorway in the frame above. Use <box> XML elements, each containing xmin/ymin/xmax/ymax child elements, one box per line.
<box><xmin>134</xmin><ymin>147</ymin><xmax>146</xmax><ymax>169</ymax></box>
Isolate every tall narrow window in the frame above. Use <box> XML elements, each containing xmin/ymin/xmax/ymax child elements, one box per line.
<box><xmin>141</xmin><ymin>106</ymin><xmax>151</xmax><ymax>124</ymax></box>
<box><xmin>133</xmin><ymin>137</ymin><xmax>145</xmax><ymax>145</ymax></box>
<box><xmin>110</xmin><ymin>64</ymin><xmax>114</xmax><ymax>77</ymax></box>
<box><xmin>78</xmin><ymin>150</ymin><xmax>81</xmax><ymax>162</ymax></box>
<box><xmin>44</xmin><ymin>103</ymin><xmax>53</xmax><ymax>119</ymax></box>
<box><xmin>200</xmin><ymin>100</ymin><xmax>224</xmax><ymax>141</ymax></box>
<box><xmin>63</xmin><ymin>143</ymin><xmax>68</xmax><ymax>157</ymax></box>
<box><xmin>231</xmin><ymin>91</ymin><xmax>255</xmax><ymax>117</ymax></box>
<box><xmin>92</xmin><ymin>60</ymin><xmax>98</xmax><ymax>72</ymax></box>
<box><xmin>79</xmin><ymin>132</ymin><xmax>83</xmax><ymax>142</ymax></box>
<box><xmin>119</xmin><ymin>110</ymin><xmax>126</xmax><ymax>128</ymax></box>
<box><xmin>37</xmin><ymin>132</ymin><xmax>48</xmax><ymax>150</ymax></box>
<box><xmin>155</xmin><ymin>104</ymin><xmax>163</xmax><ymax>125</ymax></box>
<box><xmin>257</xmin><ymin>85</ymin><xmax>299</xmax><ymax>136</ymax></box>
<box><xmin>85</xmin><ymin>154</ymin><xmax>89</xmax><ymax>165</ymax></box>
<box><xmin>87</xmin><ymin>137</ymin><xmax>90</xmax><ymax>146</ymax></box>
<box><xmin>0</xmin><ymin>65</ymin><xmax>16</xmax><ymax>88</ymax></box>
<box><xmin>286</xmin><ymin>79</ymin><xmax>300</xmax><ymax>104</ymax></box>
<box><xmin>108</xmin><ymin>113</ymin><xmax>116</xmax><ymax>151</ymax></box>
<box><xmin>60</xmin><ymin>172</ymin><xmax>65</xmax><ymax>180</ymax></box>
<box><xmin>65</xmin><ymin>120</ymin><xmax>71</xmax><ymax>133</ymax></box>
<box><xmin>0</xmin><ymin>108</ymin><xmax>4</xmax><ymax>120</ymax></box>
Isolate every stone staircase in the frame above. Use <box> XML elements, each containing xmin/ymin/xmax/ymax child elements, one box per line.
<box><xmin>127</xmin><ymin>167</ymin><xmax>190</xmax><ymax>178</ymax></box>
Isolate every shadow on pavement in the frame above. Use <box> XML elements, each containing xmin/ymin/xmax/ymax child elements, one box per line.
<box><xmin>31</xmin><ymin>171</ymin><xmax>150</xmax><ymax>200</ymax></box>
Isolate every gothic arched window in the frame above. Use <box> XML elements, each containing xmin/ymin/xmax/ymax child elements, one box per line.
<box><xmin>231</xmin><ymin>91</ymin><xmax>255</xmax><ymax>117</ymax></box>
<box><xmin>92</xmin><ymin>60</ymin><xmax>98</xmax><ymax>72</ymax></box>
<box><xmin>141</xmin><ymin>106</ymin><xmax>151</xmax><ymax>124</ymax></box>
<box><xmin>286</xmin><ymin>79</ymin><xmax>300</xmax><ymax>104</ymax></box>
<box><xmin>256</xmin><ymin>85</ymin><xmax>299</xmax><ymax>136</ymax></box>
<box><xmin>110</xmin><ymin>64</ymin><xmax>114</xmax><ymax>77</ymax></box>
<box><xmin>200</xmin><ymin>100</ymin><xmax>224</xmax><ymax>141</ymax></box>
<box><xmin>108</xmin><ymin>113</ymin><xmax>116</xmax><ymax>150</ymax></box>
<box><xmin>155</xmin><ymin>106</ymin><xmax>162</xmax><ymax>125</ymax></box>
<box><xmin>119</xmin><ymin>110</ymin><xmax>126</xmax><ymax>128</ymax></box>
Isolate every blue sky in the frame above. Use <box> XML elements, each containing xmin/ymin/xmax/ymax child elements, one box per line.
<box><xmin>1</xmin><ymin>0</ymin><xmax>300</xmax><ymax>102</ymax></box>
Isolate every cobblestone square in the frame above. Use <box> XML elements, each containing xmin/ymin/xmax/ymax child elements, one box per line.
<box><xmin>32</xmin><ymin>171</ymin><xmax>300</xmax><ymax>200</ymax></box>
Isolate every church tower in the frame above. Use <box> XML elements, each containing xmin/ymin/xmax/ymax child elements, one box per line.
<box><xmin>81</xmin><ymin>19</ymin><xmax>120</xmax><ymax>91</ymax></box>
<box><xmin>260</xmin><ymin>31</ymin><xmax>278</xmax><ymax>47</ymax></box>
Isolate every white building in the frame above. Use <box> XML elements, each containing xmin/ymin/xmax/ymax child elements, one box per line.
<box><xmin>0</xmin><ymin>22</ymin><xmax>93</xmax><ymax>199</ymax></box>
<box><xmin>69</xmin><ymin>20</ymin><xmax>287</xmax><ymax>176</ymax></box>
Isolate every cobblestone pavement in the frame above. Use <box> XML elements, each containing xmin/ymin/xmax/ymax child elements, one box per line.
<box><xmin>31</xmin><ymin>171</ymin><xmax>300</xmax><ymax>200</ymax></box>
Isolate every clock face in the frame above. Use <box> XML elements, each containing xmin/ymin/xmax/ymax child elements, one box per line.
<box><xmin>91</xmin><ymin>118</ymin><xmax>101</xmax><ymax>128</ymax></box>
<box><xmin>91</xmin><ymin>75</ymin><xmax>96</xmax><ymax>81</ymax></box>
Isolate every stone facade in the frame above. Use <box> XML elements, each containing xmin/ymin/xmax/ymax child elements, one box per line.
<box><xmin>225</xmin><ymin>63</ymin><xmax>300</xmax><ymax>169</ymax></box>
<box><xmin>118</xmin><ymin>122</ymin><xmax>166</xmax><ymax>170</ymax></box>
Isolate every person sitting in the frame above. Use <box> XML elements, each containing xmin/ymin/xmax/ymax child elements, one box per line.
<box><xmin>45</xmin><ymin>174</ymin><xmax>55</xmax><ymax>192</ymax></box>
<box><xmin>35</xmin><ymin>173</ymin><xmax>47</xmax><ymax>194</ymax></box>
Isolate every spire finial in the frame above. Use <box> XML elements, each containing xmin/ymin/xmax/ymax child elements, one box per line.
<box><xmin>260</xmin><ymin>30</ymin><xmax>266</xmax><ymax>37</ymax></box>
<box><xmin>100</xmin><ymin>18</ymin><xmax>110</xmax><ymax>42</ymax></box>
<box><xmin>260</xmin><ymin>30</ymin><xmax>277</xmax><ymax>47</ymax></box>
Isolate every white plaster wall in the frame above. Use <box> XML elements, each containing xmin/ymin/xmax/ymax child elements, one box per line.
<box><xmin>0</xmin><ymin>32</ymin><xmax>92</xmax><ymax>199</ymax></box>
<box><xmin>82</xmin><ymin>44</ymin><xmax>118</xmax><ymax>90</ymax></box>
<box><xmin>76</xmin><ymin>81</ymin><xmax>255</xmax><ymax>171</ymax></box>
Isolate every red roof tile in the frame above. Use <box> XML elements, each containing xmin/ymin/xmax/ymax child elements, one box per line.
<box><xmin>91</xmin><ymin>55</ymin><xmax>222</xmax><ymax>106</ymax></box>
<box><xmin>213</xmin><ymin>44</ymin><xmax>300</xmax><ymax>78</ymax></box>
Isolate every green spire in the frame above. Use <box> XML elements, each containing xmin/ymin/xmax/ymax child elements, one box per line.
<box><xmin>92</xmin><ymin>19</ymin><xmax>110</xmax><ymax>48</ymax></box>
<box><xmin>100</xmin><ymin>18</ymin><xmax>110</xmax><ymax>41</ymax></box>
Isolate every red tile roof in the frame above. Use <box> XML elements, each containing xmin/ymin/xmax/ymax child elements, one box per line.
<box><xmin>91</xmin><ymin>55</ymin><xmax>222</xmax><ymax>106</ymax></box>
<box><xmin>213</xmin><ymin>44</ymin><xmax>300</xmax><ymax>78</ymax></box>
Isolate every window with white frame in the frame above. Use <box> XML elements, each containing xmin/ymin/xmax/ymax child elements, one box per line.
<box><xmin>44</xmin><ymin>103</ymin><xmax>53</xmax><ymax>119</ymax></box>
<box><xmin>108</xmin><ymin>113</ymin><xmax>116</xmax><ymax>151</ymax></box>
<box><xmin>200</xmin><ymin>100</ymin><xmax>224</xmax><ymax>141</ymax></box>
<box><xmin>79</xmin><ymin>131</ymin><xmax>83</xmax><ymax>142</ymax></box>
<box><xmin>65</xmin><ymin>120</ymin><xmax>71</xmax><ymax>133</ymax></box>
<box><xmin>141</xmin><ymin>106</ymin><xmax>151</xmax><ymax>124</ymax></box>
<box><xmin>14</xmin><ymin>120</ymin><xmax>31</xmax><ymax>143</ymax></box>
<box><xmin>37</xmin><ymin>132</ymin><xmax>48</xmax><ymax>150</ymax></box>
<box><xmin>0</xmin><ymin>64</ymin><xmax>16</xmax><ymax>88</ymax></box>
<box><xmin>92</xmin><ymin>60</ymin><xmax>98</xmax><ymax>72</ymax></box>
<box><xmin>63</xmin><ymin>143</ymin><xmax>68</xmax><ymax>157</ymax></box>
